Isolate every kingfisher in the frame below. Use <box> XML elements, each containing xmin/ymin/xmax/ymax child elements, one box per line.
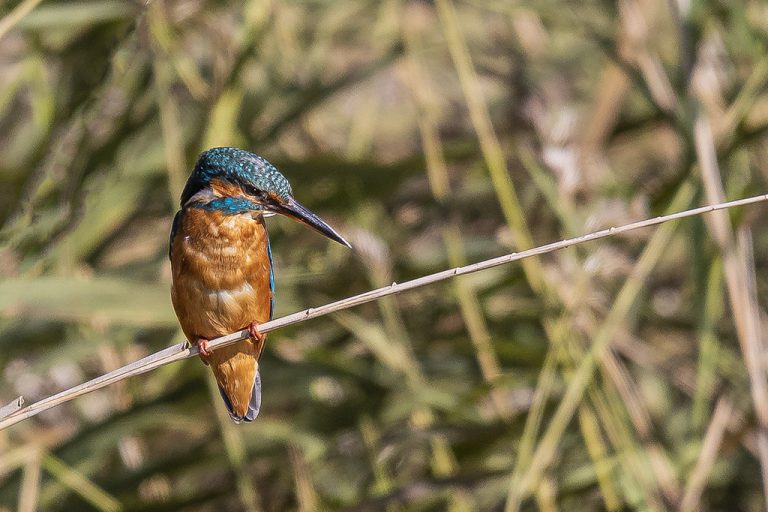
<box><xmin>169</xmin><ymin>147</ymin><xmax>350</xmax><ymax>423</ymax></box>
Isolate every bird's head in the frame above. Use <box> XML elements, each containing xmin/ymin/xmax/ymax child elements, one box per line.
<box><xmin>181</xmin><ymin>147</ymin><xmax>350</xmax><ymax>247</ymax></box>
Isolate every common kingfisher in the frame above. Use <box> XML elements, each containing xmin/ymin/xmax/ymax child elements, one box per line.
<box><xmin>169</xmin><ymin>147</ymin><xmax>350</xmax><ymax>423</ymax></box>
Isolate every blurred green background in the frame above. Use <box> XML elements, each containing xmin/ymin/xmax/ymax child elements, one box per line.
<box><xmin>2</xmin><ymin>0</ymin><xmax>768</xmax><ymax>510</ymax></box>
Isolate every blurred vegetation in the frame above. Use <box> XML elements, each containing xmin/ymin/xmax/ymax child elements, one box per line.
<box><xmin>1</xmin><ymin>0</ymin><xmax>768</xmax><ymax>510</ymax></box>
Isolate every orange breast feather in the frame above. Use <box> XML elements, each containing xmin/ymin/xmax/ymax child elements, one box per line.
<box><xmin>170</xmin><ymin>207</ymin><xmax>272</xmax><ymax>417</ymax></box>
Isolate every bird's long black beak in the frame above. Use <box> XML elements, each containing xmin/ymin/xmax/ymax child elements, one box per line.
<box><xmin>274</xmin><ymin>197</ymin><xmax>351</xmax><ymax>248</ymax></box>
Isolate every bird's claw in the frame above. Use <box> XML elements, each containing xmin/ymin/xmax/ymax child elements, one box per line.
<box><xmin>248</xmin><ymin>322</ymin><xmax>265</xmax><ymax>342</ymax></box>
<box><xmin>195</xmin><ymin>337</ymin><xmax>212</xmax><ymax>364</ymax></box>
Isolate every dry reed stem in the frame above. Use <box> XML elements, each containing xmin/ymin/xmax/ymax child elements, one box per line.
<box><xmin>0</xmin><ymin>194</ymin><xmax>767</xmax><ymax>431</ymax></box>
<box><xmin>433</xmin><ymin>0</ymin><xmax>543</xmax><ymax>292</ymax></box>
<box><xmin>577</xmin><ymin>405</ymin><xmax>622</xmax><ymax>510</ymax></box>
<box><xmin>18</xmin><ymin>449</ymin><xmax>41</xmax><ymax>512</ymax></box>
<box><xmin>518</xmin><ymin>146</ymin><xmax>681</xmax><ymax>505</ymax></box>
<box><xmin>505</xmin><ymin>182</ymin><xmax>696</xmax><ymax>511</ymax></box>
<box><xmin>42</xmin><ymin>452</ymin><xmax>122</xmax><ymax>512</ymax></box>
<box><xmin>516</xmin><ymin>148</ymin><xmax>646</xmax><ymax>506</ymax></box>
<box><xmin>0</xmin><ymin>396</ymin><xmax>24</xmax><ymax>418</ymax></box>
<box><xmin>402</xmin><ymin>15</ymin><xmax>509</xmax><ymax>418</ymax></box>
<box><xmin>289</xmin><ymin>444</ymin><xmax>320</xmax><ymax>512</ymax></box>
<box><xmin>0</xmin><ymin>0</ymin><xmax>45</xmax><ymax>41</ymax></box>
<box><xmin>0</xmin><ymin>447</ymin><xmax>29</xmax><ymax>477</ymax></box>
<box><xmin>440</xmin><ymin>2</ymin><xmax>672</xmax><ymax>503</ymax></box>
<box><xmin>694</xmin><ymin>108</ymin><xmax>768</xmax><ymax>506</ymax></box>
<box><xmin>679</xmin><ymin>396</ymin><xmax>734</xmax><ymax>512</ymax></box>
<box><xmin>437</xmin><ymin>2</ymin><xmax>661</xmax><ymax>502</ymax></box>
<box><xmin>150</xmin><ymin>2</ymin><xmax>187</xmax><ymax>205</ymax></box>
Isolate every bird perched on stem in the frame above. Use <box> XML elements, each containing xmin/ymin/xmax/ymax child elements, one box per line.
<box><xmin>169</xmin><ymin>147</ymin><xmax>351</xmax><ymax>422</ymax></box>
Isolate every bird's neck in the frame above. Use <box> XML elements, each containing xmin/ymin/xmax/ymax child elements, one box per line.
<box><xmin>184</xmin><ymin>187</ymin><xmax>265</xmax><ymax>217</ymax></box>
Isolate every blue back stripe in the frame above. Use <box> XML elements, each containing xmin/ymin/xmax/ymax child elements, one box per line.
<box><xmin>266</xmin><ymin>236</ymin><xmax>275</xmax><ymax>320</ymax></box>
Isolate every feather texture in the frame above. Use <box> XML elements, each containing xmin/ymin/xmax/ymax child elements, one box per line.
<box><xmin>170</xmin><ymin>206</ymin><xmax>273</xmax><ymax>421</ymax></box>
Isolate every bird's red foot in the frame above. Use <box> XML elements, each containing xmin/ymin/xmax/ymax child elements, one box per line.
<box><xmin>195</xmin><ymin>337</ymin><xmax>212</xmax><ymax>362</ymax></box>
<box><xmin>248</xmin><ymin>321</ymin><xmax>267</xmax><ymax>360</ymax></box>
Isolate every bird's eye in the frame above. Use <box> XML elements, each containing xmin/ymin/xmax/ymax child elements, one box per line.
<box><xmin>244</xmin><ymin>184</ymin><xmax>264</xmax><ymax>200</ymax></box>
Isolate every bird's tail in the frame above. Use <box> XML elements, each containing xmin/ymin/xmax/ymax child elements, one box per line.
<box><xmin>218</xmin><ymin>370</ymin><xmax>261</xmax><ymax>423</ymax></box>
<box><xmin>208</xmin><ymin>339</ymin><xmax>263</xmax><ymax>423</ymax></box>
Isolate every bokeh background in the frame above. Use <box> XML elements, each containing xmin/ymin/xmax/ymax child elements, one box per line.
<box><xmin>2</xmin><ymin>0</ymin><xmax>768</xmax><ymax>510</ymax></box>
